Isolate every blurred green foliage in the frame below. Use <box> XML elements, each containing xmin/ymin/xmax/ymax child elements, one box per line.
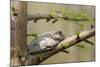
<box><xmin>50</xmin><ymin>9</ymin><xmax>93</xmax><ymax>22</ymax></box>
<box><xmin>27</xmin><ymin>33</ymin><xmax>38</xmax><ymax>38</ymax></box>
<box><xmin>36</xmin><ymin>53</ymin><xmax>44</xmax><ymax>62</ymax></box>
<box><xmin>77</xmin><ymin>44</ymin><xmax>85</xmax><ymax>48</ymax></box>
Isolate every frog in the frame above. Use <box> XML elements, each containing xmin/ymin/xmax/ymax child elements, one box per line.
<box><xmin>27</xmin><ymin>31</ymin><xmax>65</xmax><ymax>55</ymax></box>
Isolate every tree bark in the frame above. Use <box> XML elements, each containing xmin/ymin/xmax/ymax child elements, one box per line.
<box><xmin>27</xmin><ymin>14</ymin><xmax>90</xmax><ymax>22</ymax></box>
<box><xmin>25</xmin><ymin>29</ymin><xmax>95</xmax><ymax>65</ymax></box>
<box><xmin>11</xmin><ymin>1</ymin><xmax>27</xmax><ymax>66</ymax></box>
<box><xmin>36</xmin><ymin>29</ymin><xmax>95</xmax><ymax>64</ymax></box>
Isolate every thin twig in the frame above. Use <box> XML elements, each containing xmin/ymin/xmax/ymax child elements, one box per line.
<box><xmin>84</xmin><ymin>39</ymin><xmax>94</xmax><ymax>45</ymax></box>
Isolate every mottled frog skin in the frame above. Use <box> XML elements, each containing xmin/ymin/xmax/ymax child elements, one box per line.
<box><xmin>27</xmin><ymin>31</ymin><xmax>65</xmax><ymax>55</ymax></box>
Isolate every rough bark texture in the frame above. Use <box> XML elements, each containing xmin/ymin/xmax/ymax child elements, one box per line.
<box><xmin>11</xmin><ymin>1</ymin><xmax>27</xmax><ymax>66</ymax></box>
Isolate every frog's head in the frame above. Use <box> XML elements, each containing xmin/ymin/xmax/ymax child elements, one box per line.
<box><xmin>51</xmin><ymin>31</ymin><xmax>65</xmax><ymax>41</ymax></box>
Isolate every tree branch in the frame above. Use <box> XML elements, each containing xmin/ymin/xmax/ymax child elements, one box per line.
<box><xmin>84</xmin><ymin>39</ymin><xmax>94</xmax><ymax>45</ymax></box>
<box><xmin>25</xmin><ymin>29</ymin><xmax>95</xmax><ymax>65</ymax></box>
<box><xmin>27</xmin><ymin>14</ymin><xmax>89</xmax><ymax>22</ymax></box>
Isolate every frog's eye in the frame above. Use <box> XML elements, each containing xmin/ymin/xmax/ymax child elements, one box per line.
<box><xmin>57</xmin><ymin>31</ymin><xmax>62</xmax><ymax>34</ymax></box>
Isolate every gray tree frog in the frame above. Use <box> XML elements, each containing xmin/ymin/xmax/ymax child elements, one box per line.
<box><xmin>27</xmin><ymin>31</ymin><xmax>65</xmax><ymax>55</ymax></box>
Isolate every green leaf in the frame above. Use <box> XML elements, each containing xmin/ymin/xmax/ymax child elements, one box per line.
<box><xmin>27</xmin><ymin>33</ymin><xmax>37</xmax><ymax>38</ymax></box>
<box><xmin>74</xmin><ymin>22</ymin><xmax>84</xmax><ymax>31</ymax></box>
<box><xmin>80</xmin><ymin>24</ymin><xmax>84</xmax><ymax>31</ymax></box>
<box><xmin>37</xmin><ymin>53</ymin><xmax>44</xmax><ymax>61</ymax></box>
<box><xmin>50</xmin><ymin>12</ymin><xmax>56</xmax><ymax>17</ymax></box>
<box><xmin>80</xmin><ymin>24</ymin><xmax>84</xmax><ymax>28</ymax></box>
<box><xmin>11</xmin><ymin>7</ymin><xmax>16</xmax><ymax>12</ymax></box>
<box><xmin>77</xmin><ymin>44</ymin><xmax>85</xmax><ymax>48</ymax></box>
<box><xmin>75</xmin><ymin>32</ymin><xmax>80</xmax><ymax>36</ymax></box>
<box><xmin>80</xmin><ymin>27</ymin><xmax>84</xmax><ymax>31</ymax></box>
